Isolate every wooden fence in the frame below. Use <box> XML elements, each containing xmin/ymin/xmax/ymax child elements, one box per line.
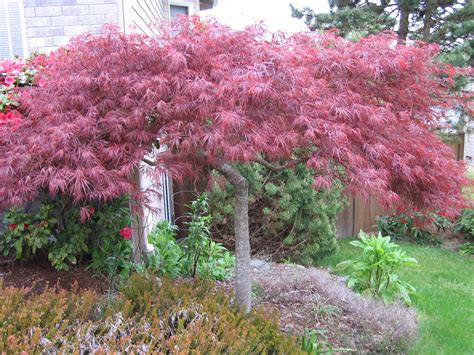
<box><xmin>335</xmin><ymin>133</ymin><xmax>465</xmax><ymax>237</ymax></box>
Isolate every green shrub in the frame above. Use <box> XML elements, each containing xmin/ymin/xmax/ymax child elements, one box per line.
<box><xmin>0</xmin><ymin>275</ymin><xmax>301</xmax><ymax>353</ymax></box>
<box><xmin>376</xmin><ymin>210</ymin><xmax>445</xmax><ymax>245</ymax></box>
<box><xmin>454</xmin><ymin>208</ymin><xmax>474</xmax><ymax>240</ymax></box>
<box><xmin>0</xmin><ymin>197</ymin><xmax>132</xmax><ymax>273</ymax></box>
<box><xmin>209</xmin><ymin>163</ymin><xmax>344</xmax><ymax>264</ymax></box>
<box><xmin>458</xmin><ymin>242</ymin><xmax>474</xmax><ymax>255</ymax></box>
<box><xmin>337</xmin><ymin>231</ymin><xmax>418</xmax><ymax>305</ymax></box>
<box><xmin>1</xmin><ymin>203</ymin><xmax>56</xmax><ymax>260</ymax></box>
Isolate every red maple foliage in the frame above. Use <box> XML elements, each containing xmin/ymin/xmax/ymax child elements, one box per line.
<box><xmin>1</xmin><ymin>17</ymin><xmax>471</xmax><ymax>311</ymax></box>
<box><xmin>0</xmin><ymin>18</ymin><xmax>468</xmax><ymax>213</ymax></box>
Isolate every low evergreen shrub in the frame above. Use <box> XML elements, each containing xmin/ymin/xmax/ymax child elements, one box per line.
<box><xmin>0</xmin><ymin>275</ymin><xmax>301</xmax><ymax>353</ymax></box>
<box><xmin>209</xmin><ymin>163</ymin><xmax>344</xmax><ymax>264</ymax></box>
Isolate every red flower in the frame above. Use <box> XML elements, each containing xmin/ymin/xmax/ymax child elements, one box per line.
<box><xmin>24</xmin><ymin>224</ymin><xmax>29</xmax><ymax>230</ymax></box>
<box><xmin>119</xmin><ymin>226</ymin><xmax>132</xmax><ymax>240</ymax></box>
<box><xmin>401</xmin><ymin>219</ymin><xmax>408</xmax><ymax>224</ymax></box>
<box><xmin>89</xmin><ymin>207</ymin><xmax>95</xmax><ymax>216</ymax></box>
<box><xmin>4</xmin><ymin>76</ymin><xmax>15</xmax><ymax>86</ymax></box>
<box><xmin>8</xmin><ymin>223</ymin><xmax>17</xmax><ymax>229</ymax></box>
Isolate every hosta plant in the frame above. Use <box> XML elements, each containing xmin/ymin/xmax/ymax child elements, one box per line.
<box><xmin>337</xmin><ymin>231</ymin><xmax>418</xmax><ymax>305</ymax></box>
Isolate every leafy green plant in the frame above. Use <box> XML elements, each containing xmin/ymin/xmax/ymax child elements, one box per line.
<box><xmin>0</xmin><ymin>203</ymin><xmax>56</xmax><ymax>259</ymax></box>
<box><xmin>458</xmin><ymin>242</ymin><xmax>474</xmax><ymax>255</ymax></box>
<box><xmin>180</xmin><ymin>194</ymin><xmax>235</xmax><ymax>280</ymax></box>
<box><xmin>454</xmin><ymin>208</ymin><xmax>474</xmax><ymax>240</ymax></box>
<box><xmin>86</xmin><ymin>229</ymin><xmax>132</xmax><ymax>282</ymax></box>
<box><xmin>147</xmin><ymin>221</ymin><xmax>183</xmax><ymax>278</ymax></box>
<box><xmin>336</xmin><ymin>231</ymin><xmax>418</xmax><ymax>305</ymax></box>
<box><xmin>300</xmin><ymin>329</ymin><xmax>352</xmax><ymax>354</ymax></box>
<box><xmin>180</xmin><ymin>193</ymin><xmax>214</xmax><ymax>278</ymax></box>
<box><xmin>147</xmin><ymin>195</ymin><xmax>235</xmax><ymax>281</ymax></box>
<box><xmin>48</xmin><ymin>207</ymin><xmax>91</xmax><ymax>271</ymax></box>
<box><xmin>376</xmin><ymin>211</ymin><xmax>443</xmax><ymax>245</ymax></box>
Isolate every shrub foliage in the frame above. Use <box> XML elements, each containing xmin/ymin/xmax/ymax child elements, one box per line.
<box><xmin>210</xmin><ymin>163</ymin><xmax>344</xmax><ymax>264</ymax></box>
<box><xmin>0</xmin><ymin>275</ymin><xmax>300</xmax><ymax>353</ymax></box>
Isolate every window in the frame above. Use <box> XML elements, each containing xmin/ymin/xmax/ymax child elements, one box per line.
<box><xmin>170</xmin><ymin>4</ymin><xmax>189</xmax><ymax>18</ymax></box>
<box><xmin>0</xmin><ymin>0</ymin><xmax>27</xmax><ymax>59</ymax></box>
<box><xmin>169</xmin><ymin>1</ymin><xmax>194</xmax><ymax>20</ymax></box>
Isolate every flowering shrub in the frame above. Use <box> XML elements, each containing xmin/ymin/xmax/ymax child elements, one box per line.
<box><xmin>376</xmin><ymin>210</ymin><xmax>450</xmax><ymax>245</ymax></box>
<box><xmin>0</xmin><ymin>57</ymin><xmax>44</xmax><ymax>127</ymax></box>
<box><xmin>0</xmin><ymin>197</ymin><xmax>131</xmax><ymax>271</ymax></box>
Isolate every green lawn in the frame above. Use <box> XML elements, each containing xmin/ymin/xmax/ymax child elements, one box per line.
<box><xmin>317</xmin><ymin>238</ymin><xmax>474</xmax><ymax>355</ymax></box>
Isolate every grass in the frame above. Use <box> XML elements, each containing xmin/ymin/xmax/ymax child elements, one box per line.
<box><xmin>317</xmin><ymin>238</ymin><xmax>474</xmax><ymax>355</ymax></box>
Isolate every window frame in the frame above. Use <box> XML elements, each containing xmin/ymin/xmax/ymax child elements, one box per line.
<box><xmin>168</xmin><ymin>0</ymin><xmax>195</xmax><ymax>20</ymax></box>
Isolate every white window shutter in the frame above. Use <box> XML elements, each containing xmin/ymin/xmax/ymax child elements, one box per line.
<box><xmin>0</xmin><ymin>0</ymin><xmax>26</xmax><ymax>60</ymax></box>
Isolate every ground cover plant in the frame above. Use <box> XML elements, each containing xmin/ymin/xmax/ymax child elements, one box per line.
<box><xmin>318</xmin><ymin>238</ymin><xmax>474</xmax><ymax>354</ymax></box>
<box><xmin>0</xmin><ymin>274</ymin><xmax>300</xmax><ymax>353</ymax></box>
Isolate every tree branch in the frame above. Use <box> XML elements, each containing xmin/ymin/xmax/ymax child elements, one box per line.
<box><xmin>255</xmin><ymin>155</ymin><xmax>307</xmax><ymax>172</ymax></box>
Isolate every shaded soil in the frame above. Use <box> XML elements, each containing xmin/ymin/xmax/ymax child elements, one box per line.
<box><xmin>0</xmin><ymin>256</ymin><xmax>106</xmax><ymax>295</ymax></box>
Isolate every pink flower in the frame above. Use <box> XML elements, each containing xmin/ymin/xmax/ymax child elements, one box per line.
<box><xmin>119</xmin><ymin>226</ymin><xmax>132</xmax><ymax>240</ymax></box>
<box><xmin>4</xmin><ymin>76</ymin><xmax>15</xmax><ymax>86</ymax></box>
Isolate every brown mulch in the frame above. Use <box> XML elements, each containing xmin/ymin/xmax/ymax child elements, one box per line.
<box><xmin>0</xmin><ymin>256</ymin><xmax>106</xmax><ymax>295</ymax></box>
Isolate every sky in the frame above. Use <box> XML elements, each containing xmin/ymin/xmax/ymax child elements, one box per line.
<box><xmin>205</xmin><ymin>0</ymin><xmax>329</xmax><ymax>33</ymax></box>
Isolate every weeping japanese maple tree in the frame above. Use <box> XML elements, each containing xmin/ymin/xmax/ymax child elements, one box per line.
<box><xmin>0</xmin><ymin>17</ymin><xmax>470</xmax><ymax>312</ymax></box>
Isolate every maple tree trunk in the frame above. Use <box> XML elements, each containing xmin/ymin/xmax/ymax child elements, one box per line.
<box><xmin>217</xmin><ymin>163</ymin><xmax>251</xmax><ymax>313</ymax></box>
<box><xmin>131</xmin><ymin>168</ymin><xmax>143</xmax><ymax>263</ymax></box>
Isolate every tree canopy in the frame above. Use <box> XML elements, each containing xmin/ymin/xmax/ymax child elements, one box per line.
<box><xmin>0</xmin><ymin>18</ymin><xmax>467</xmax><ymax>212</ymax></box>
<box><xmin>0</xmin><ymin>17</ymin><xmax>470</xmax><ymax>310</ymax></box>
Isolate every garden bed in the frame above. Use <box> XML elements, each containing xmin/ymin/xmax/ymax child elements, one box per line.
<box><xmin>0</xmin><ymin>256</ymin><xmax>106</xmax><ymax>295</ymax></box>
<box><xmin>246</xmin><ymin>261</ymin><xmax>418</xmax><ymax>353</ymax></box>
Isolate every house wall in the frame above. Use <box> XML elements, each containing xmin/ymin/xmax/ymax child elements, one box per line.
<box><xmin>23</xmin><ymin>0</ymin><xmax>120</xmax><ymax>53</ymax></box>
